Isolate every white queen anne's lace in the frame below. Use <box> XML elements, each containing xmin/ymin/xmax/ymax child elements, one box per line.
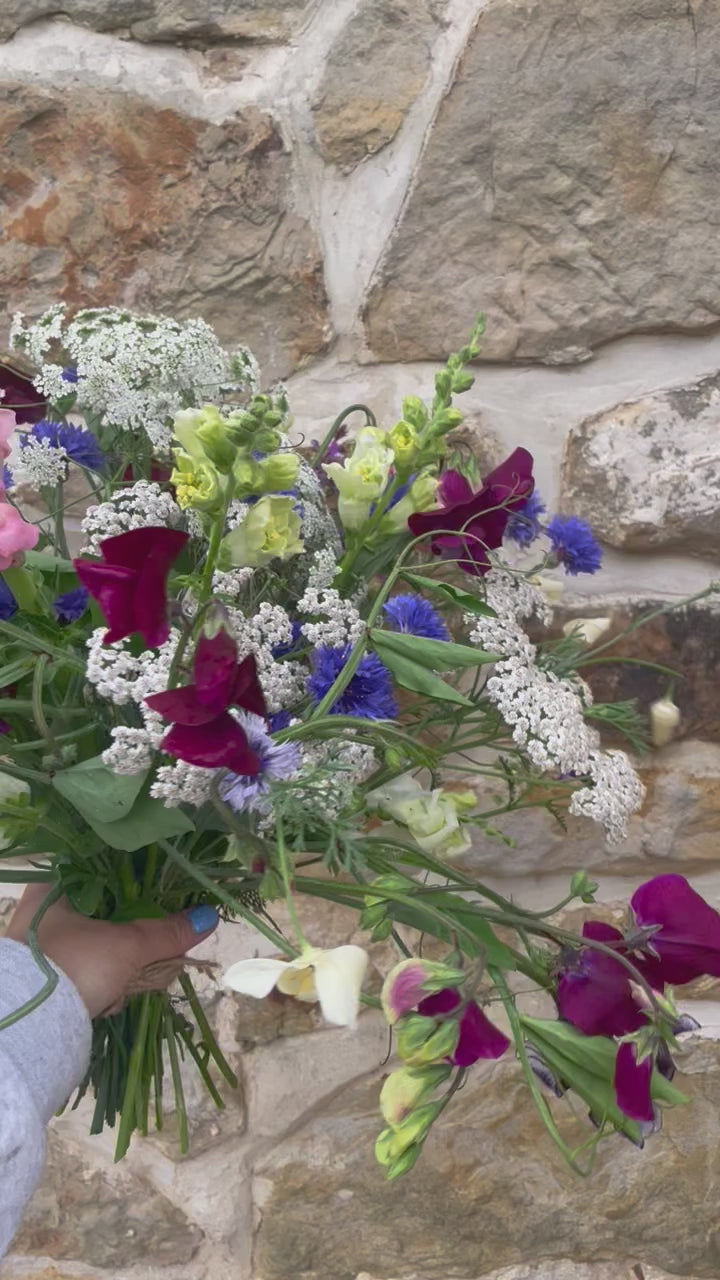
<box><xmin>10</xmin><ymin>438</ymin><xmax>68</xmax><ymax>489</ymax></box>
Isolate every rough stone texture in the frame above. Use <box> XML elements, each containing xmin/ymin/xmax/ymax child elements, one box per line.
<box><xmin>13</xmin><ymin>1133</ymin><xmax>203</xmax><ymax>1267</ymax></box>
<box><xmin>365</xmin><ymin>0</ymin><xmax>720</xmax><ymax>364</ymax></box>
<box><xmin>457</xmin><ymin>739</ymin><xmax>720</xmax><ymax>878</ymax></box>
<box><xmin>0</xmin><ymin>1</ymin><xmax>313</xmax><ymax>44</ymax></box>
<box><xmin>254</xmin><ymin>1041</ymin><xmax>720</xmax><ymax>1280</ymax></box>
<box><xmin>358</xmin><ymin>1269</ymin><xmax>705</xmax><ymax>1280</ymax></box>
<box><xmin>559</xmin><ymin>373</ymin><xmax>720</xmax><ymax>554</ymax></box>
<box><xmin>0</xmin><ymin>83</ymin><xmax>330</xmax><ymax>379</ymax></box>
<box><xmin>311</xmin><ymin>0</ymin><xmax>445</xmax><ymax>170</ymax></box>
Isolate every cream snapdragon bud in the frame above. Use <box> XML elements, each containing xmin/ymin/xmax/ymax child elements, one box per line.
<box><xmin>562</xmin><ymin>616</ymin><xmax>612</xmax><ymax>647</ymax></box>
<box><xmin>650</xmin><ymin>696</ymin><xmax>681</xmax><ymax>748</ymax></box>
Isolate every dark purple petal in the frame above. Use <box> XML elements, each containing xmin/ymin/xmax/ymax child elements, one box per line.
<box><xmin>454</xmin><ymin>1001</ymin><xmax>509</xmax><ymax>1065</ymax></box>
<box><xmin>232</xmin><ymin>653</ymin><xmax>268</xmax><ymax>718</ymax></box>
<box><xmin>161</xmin><ymin>713</ymin><xmax>261</xmax><ymax>773</ymax></box>
<box><xmin>614</xmin><ymin>1041</ymin><xmax>654</xmax><ymax>1122</ymax></box>
<box><xmin>418</xmin><ymin>988</ymin><xmax>461</xmax><ymax>1018</ymax></box>
<box><xmin>556</xmin><ymin>946</ymin><xmax>646</xmax><ymax>1038</ymax></box>
<box><xmin>73</xmin><ymin>560</ymin><xmax>136</xmax><ymax>646</ymax></box>
<box><xmin>146</xmin><ymin>684</ymin><xmax>214</xmax><ymax>727</ymax></box>
<box><xmin>438</xmin><ymin>470</ymin><xmax>474</xmax><ymax>507</ymax></box>
<box><xmin>193</xmin><ymin>628</ymin><xmax>239</xmax><ymax>711</ymax></box>
<box><xmin>631</xmin><ymin>874</ymin><xmax>720</xmax><ymax>984</ymax></box>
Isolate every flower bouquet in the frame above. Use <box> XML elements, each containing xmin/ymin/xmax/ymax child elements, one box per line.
<box><xmin>0</xmin><ymin>305</ymin><xmax>715</xmax><ymax>1174</ymax></box>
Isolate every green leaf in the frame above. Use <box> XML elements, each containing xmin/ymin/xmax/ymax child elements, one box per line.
<box><xmin>52</xmin><ymin>756</ymin><xmax>148</xmax><ymax>824</ymax></box>
<box><xmin>23</xmin><ymin>550</ymin><xmax>76</xmax><ymax>574</ymax></box>
<box><xmin>378</xmin><ymin>647</ymin><xmax>474</xmax><ymax>707</ymax></box>
<box><xmin>3</xmin><ymin>567</ymin><xmax>38</xmax><ymax>613</ymax></box>
<box><xmin>371</xmin><ymin>628</ymin><xmax>496</xmax><ymax>671</ymax></box>
<box><xmin>399</xmin><ymin>572</ymin><xmax>496</xmax><ymax>618</ymax></box>
<box><xmin>83</xmin><ymin>792</ymin><xmax>195</xmax><ymax>852</ymax></box>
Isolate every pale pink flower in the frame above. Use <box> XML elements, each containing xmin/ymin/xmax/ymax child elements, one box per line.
<box><xmin>0</xmin><ymin>409</ymin><xmax>16</xmax><ymax>463</ymax></box>
<box><xmin>0</xmin><ymin>501</ymin><xmax>39</xmax><ymax>569</ymax></box>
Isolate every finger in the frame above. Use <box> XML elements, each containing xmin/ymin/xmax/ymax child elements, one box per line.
<box><xmin>128</xmin><ymin>905</ymin><xmax>219</xmax><ymax>968</ymax></box>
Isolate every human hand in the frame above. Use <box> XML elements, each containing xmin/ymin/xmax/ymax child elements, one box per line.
<box><xmin>6</xmin><ymin>885</ymin><xmax>219</xmax><ymax>1018</ymax></box>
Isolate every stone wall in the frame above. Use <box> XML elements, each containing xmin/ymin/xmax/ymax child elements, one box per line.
<box><xmin>3</xmin><ymin>2</ymin><xmax>720</xmax><ymax>1279</ymax></box>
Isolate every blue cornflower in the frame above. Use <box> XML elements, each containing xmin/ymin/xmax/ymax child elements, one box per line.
<box><xmin>53</xmin><ymin>586</ymin><xmax>89</xmax><ymax>623</ymax></box>
<box><xmin>2</xmin><ymin>464</ymin><xmax>13</xmax><ymax>489</ymax></box>
<box><xmin>307</xmin><ymin>646</ymin><xmax>398</xmax><ymax>720</ymax></box>
<box><xmin>61</xmin><ymin>367</ymin><xmax>79</xmax><ymax>384</ymax></box>
<box><xmin>25</xmin><ymin>420</ymin><xmax>106</xmax><ymax>473</ymax></box>
<box><xmin>383</xmin><ymin>593</ymin><xmax>450</xmax><ymax>641</ymax></box>
<box><xmin>0</xmin><ymin>578</ymin><xmax>17</xmax><ymax>621</ymax></box>
<box><xmin>272</xmin><ymin>620</ymin><xmax>303</xmax><ymax>659</ymax></box>
<box><xmin>505</xmin><ymin>490</ymin><xmax>546</xmax><ymax>547</ymax></box>
<box><xmin>219</xmin><ymin>712</ymin><xmax>301</xmax><ymax>813</ymax></box>
<box><xmin>546</xmin><ymin>514</ymin><xmax>603</xmax><ymax>575</ymax></box>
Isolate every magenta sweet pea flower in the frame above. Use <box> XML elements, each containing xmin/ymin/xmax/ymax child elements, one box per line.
<box><xmin>418</xmin><ymin>988</ymin><xmax>509</xmax><ymax>1066</ymax></box>
<box><xmin>555</xmin><ymin>920</ymin><xmax>664</xmax><ymax>1038</ymax></box>
<box><xmin>74</xmin><ymin>526</ymin><xmax>188</xmax><ymax>648</ymax></box>
<box><xmin>408</xmin><ymin>448</ymin><xmax>534</xmax><ymax>575</ymax></box>
<box><xmin>146</xmin><ymin>627</ymin><xmax>267</xmax><ymax>774</ymax></box>
<box><xmin>614</xmin><ymin>1041</ymin><xmax>654</xmax><ymax>1123</ymax></box>
<box><xmin>631</xmin><ymin>874</ymin><xmax>720</xmax><ymax>985</ymax></box>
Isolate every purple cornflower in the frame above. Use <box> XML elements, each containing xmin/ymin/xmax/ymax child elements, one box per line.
<box><xmin>546</xmin><ymin>515</ymin><xmax>602</xmax><ymax>575</ymax></box>
<box><xmin>53</xmin><ymin>585</ymin><xmax>89</xmax><ymax>623</ymax></box>
<box><xmin>383</xmin><ymin>593</ymin><xmax>449</xmax><ymax>641</ymax></box>
<box><xmin>0</xmin><ymin>578</ymin><xmax>17</xmax><ymax>620</ymax></box>
<box><xmin>61</xmin><ymin>367</ymin><xmax>79</xmax><ymax>385</ymax></box>
<box><xmin>25</xmin><ymin>420</ymin><xmax>106</xmax><ymax>473</ymax></box>
<box><xmin>219</xmin><ymin>712</ymin><xmax>301</xmax><ymax>812</ymax></box>
<box><xmin>505</xmin><ymin>490</ymin><xmax>546</xmax><ymax>547</ymax></box>
<box><xmin>268</xmin><ymin>709</ymin><xmax>293</xmax><ymax>732</ymax></box>
<box><xmin>307</xmin><ymin>645</ymin><xmax>398</xmax><ymax>720</ymax></box>
<box><xmin>2</xmin><ymin>464</ymin><xmax>13</xmax><ymax>490</ymax></box>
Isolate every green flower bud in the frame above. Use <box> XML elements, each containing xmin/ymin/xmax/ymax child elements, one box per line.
<box><xmin>570</xmin><ymin>870</ymin><xmax>599</xmax><ymax>903</ymax></box>
<box><xmin>387</xmin><ymin>419</ymin><xmax>421</xmax><ymax>472</ymax></box>
<box><xmin>396</xmin><ymin>1014</ymin><xmax>460</xmax><ymax>1065</ymax></box>
<box><xmin>400</xmin><ymin>395</ymin><xmax>429</xmax><ymax>430</ymax></box>
<box><xmin>380</xmin><ymin>1064</ymin><xmax>451</xmax><ymax>1126</ymax></box>
<box><xmin>385</xmin><ymin>1141</ymin><xmax>423</xmax><ymax>1180</ymax></box>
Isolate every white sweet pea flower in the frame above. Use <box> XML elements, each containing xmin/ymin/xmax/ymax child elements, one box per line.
<box><xmin>367</xmin><ymin>774</ymin><xmax>474</xmax><ymax>859</ymax></box>
<box><xmin>223</xmin><ymin>945</ymin><xmax>369</xmax><ymax>1029</ymax></box>
<box><xmin>650</xmin><ymin>695</ymin><xmax>681</xmax><ymax>748</ymax></box>
<box><xmin>562</xmin><ymin>616</ymin><xmax>611</xmax><ymax>647</ymax></box>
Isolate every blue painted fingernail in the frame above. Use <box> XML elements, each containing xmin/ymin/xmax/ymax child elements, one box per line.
<box><xmin>187</xmin><ymin>905</ymin><xmax>219</xmax><ymax>934</ymax></box>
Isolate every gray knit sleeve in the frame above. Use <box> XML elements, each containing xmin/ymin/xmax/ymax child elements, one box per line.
<box><xmin>0</xmin><ymin>938</ymin><xmax>91</xmax><ymax>1257</ymax></box>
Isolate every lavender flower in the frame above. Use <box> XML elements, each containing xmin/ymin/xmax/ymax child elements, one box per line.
<box><xmin>0</xmin><ymin>578</ymin><xmax>17</xmax><ymax>620</ymax></box>
<box><xmin>220</xmin><ymin>712</ymin><xmax>301</xmax><ymax>812</ymax></box>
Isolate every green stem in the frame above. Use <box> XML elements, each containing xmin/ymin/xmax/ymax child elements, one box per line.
<box><xmin>0</xmin><ymin>883</ymin><xmax>62</xmax><ymax>1031</ymax></box>
<box><xmin>0</xmin><ymin>620</ymin><xmax>85</xmax><ymax>671</ymax></box>
<box><xmin>158</xmin><ymin>840</ymin><xmax>296</xmax><ymax>956</ymax></box>
<box><xmin>312</xmin><ymin>404</ymin><xmax>376</xmax><ymax>466</ymax></box>
<box><xmin>178</xmin><ymin>972</ymin><xmax>237</xmax><ymax>1088</ymax></box>
<box><xmin>114</xmin><ymin>995</ymin><xmax>153</xmax><ymax>1160</ymax></box>
<box><xmin>276</xmin><ymin>815</ymin><xmax>307</xmax><ymax>950</ymax></box>
<box><xmin>164</xmin><ymin>1008</ymin><xmax>189</xmax><ymax>1156</ymax></box>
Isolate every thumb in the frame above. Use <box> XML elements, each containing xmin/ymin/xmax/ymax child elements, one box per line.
<box><xmin>130</xmin><ymin>904</ymin><xmax>219</xmax><ymax>967</ymax></box>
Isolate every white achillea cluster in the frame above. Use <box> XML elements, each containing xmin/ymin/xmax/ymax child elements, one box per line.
<box><xmin>468</xmin><ymin>569</ymin><xmax>643</xmax><ymax>842</ymax></box>
<box><xmin>259</xmin><ymin>740</ymin><xmax>377</xmax><ymax>826</ymax></box>
<box><xmin>10</xmin><ymin>438</ymin><xmax>68</xmax><ymax>489</ymax></box>
<box><xmin>568</xmin><ymin>749</ymin><xmax>645</xmax><ymax>844</ymax></box>
<box><xmin>151</xmin><ymin>760</ymin><xmax>216</xmax><ymax>808</ymax></box>
<box><xmin>212</xmin><ymin>567</ymin><xmax>254</xmax><ymax>598</ymax></box>
<box><xmin>102</xmin><ymin>726</ymin><xmax>155</xmax><ymax>775</ymax></box>
<box><xmin>86</xmin><ymin>630</ymin><xmax>178</xmax><ymax>705</ymax></box>
<box><xmin>227</xmin><ymin>603</ymin><xmax>305</xmax><ymax>713</ymax></box>
<box><xmin>305</xmin><ymin>548</ymin><xmax>339</xmax><ymax>592</ymax></box>
<box><xmin>81</xmin><ymin>481</ymin><xmax>182</xmax><ymax>554</ymax></box>
<box><xmin>298</xmin><ymin>588</ymin><xmax>364</xmax><ymax>648</ymax></box>
<box><xmin>11</xmin><ymin>306</ymin><xmax>258</xmax><ymax>451</ymax></box>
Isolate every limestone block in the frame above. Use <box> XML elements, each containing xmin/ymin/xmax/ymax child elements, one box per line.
<box><xmin>365</xmin><ymin>0</ymin><xmax>720</xmax><ymax>363</ymax></box>
<box><xmin>0</xmin><ymin>0</ymin><xmax>313</xmax><ymax>43</ymax></box>
<box><xmin>0</xmin><ymin>84</ymin><xmax>330</xmax><ymax>379</ymax></box>
<box><xmin>254</xmin><ymin>1041</ymin><xmax>720</xmax><ymax>1279</ymax></box>
<box><xmin>311</xmin><ymin>0</ymin><xmax>446</xmax><ymax>170</ymax></box>
<box><xmin>560</xmin><ymin>373</ymin><xmax>720</xmax><ymax>554</ymax></box>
